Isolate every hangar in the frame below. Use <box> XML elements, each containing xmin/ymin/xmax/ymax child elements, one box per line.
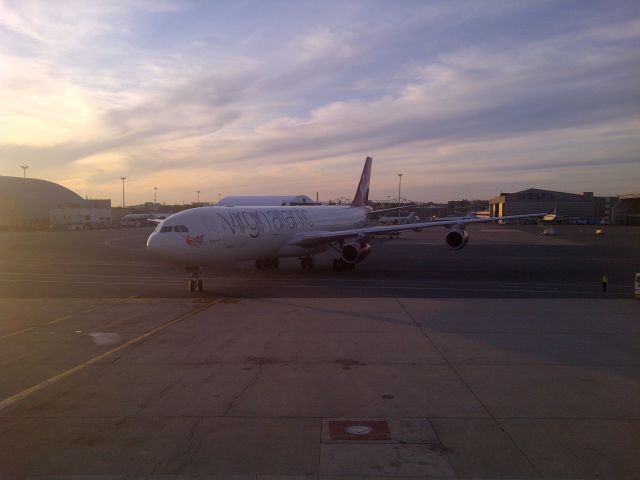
<box><xmin>0</xmin><ymin>176</ymin><xmax>111</xmax><ymax>228</ymax></box>
<box><xmin>489</xmin><ymin>188</ymin><xmax>618</xmax><ymax>223</ymax></box>
<box><xmin>612</xmin><ymin>193</ymin><xmax>640</xmax><ymax>225</ymax></box>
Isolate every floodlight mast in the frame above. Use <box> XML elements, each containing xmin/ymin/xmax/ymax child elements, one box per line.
<box><xmin>120</xmin><ymin>177</ymin><xmax>126</xmax><ymax>207</ymax></box>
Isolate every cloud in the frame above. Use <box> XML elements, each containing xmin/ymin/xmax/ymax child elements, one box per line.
<box><xmin>0</xmin><ymin>1</ymin><xmax>638</xmax><ymax>203</ymax></box>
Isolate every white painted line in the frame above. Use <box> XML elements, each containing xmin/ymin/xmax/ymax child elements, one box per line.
<box><xmin>45</xmin><ymin>315</ymin><xmax>73</xmax><ymax>326</ymax></box>
<box><xmin>103</xmin><ymin>237</ymin><xmax>146</xmax><ymax>252</ymax></box>
<box><xmin>0</xmin><ymin>327</ymin><xmax>35</xmax><ymax>339</ymax></box>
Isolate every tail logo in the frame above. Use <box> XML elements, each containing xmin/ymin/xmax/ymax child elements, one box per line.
<box><xmin>351</xmin><ymin>156</ymin><xmax>372</xmax><ymax>207</ymax></box>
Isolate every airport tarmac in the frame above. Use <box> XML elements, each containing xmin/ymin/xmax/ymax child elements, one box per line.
<box><xmin>0</xmin><ymin>224</ymin><xmax>639</xmax><ymax>477</ymax></box>
<box><xmin>0</xmin><ymin>224</ymin><xmax>638</xmax><ymax>298</ymax></box>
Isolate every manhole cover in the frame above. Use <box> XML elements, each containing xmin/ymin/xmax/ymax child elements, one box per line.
<box><xmin>328</xmin><ymin>420</ymin><xmax>391</xmax><ymax>441</ymax></box>
<box><xmin>346</xmin><ymin>425</ymin><xmax>373</xmax><ymax>435</ymax></box>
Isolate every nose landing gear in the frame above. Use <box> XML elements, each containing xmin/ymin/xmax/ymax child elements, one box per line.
<box><xmin>255</xmin><ymin>257</ymin><xmax>279</xmax><ymax>270</ymax></box>
<box><xmin>299</xmin><ymin>255</ymin><xmax>314</xmax><ymax>270</ymax></box>
<box><xmin>187</xmin><ymin>266</ymin><xmax>203</xmax><ymax>292</ymax></box>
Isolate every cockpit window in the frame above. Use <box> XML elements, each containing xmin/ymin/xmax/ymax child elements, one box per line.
<box><xmin>160</xmin><ymin>224</ymin><xmax>189</xmax><ymax>233</ymax></box>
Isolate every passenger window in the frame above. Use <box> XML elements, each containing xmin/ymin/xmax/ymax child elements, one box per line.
<box><xmin>160</xmin><ymin>226</ymin><xmax>173</xmax><ymax>233</ymax></box>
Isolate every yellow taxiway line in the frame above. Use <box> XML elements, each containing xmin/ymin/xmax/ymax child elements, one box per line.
<box><xmin>0</xmin><ymin>299</ymin><xmax>221</xmax><ymax>412</ymax></box>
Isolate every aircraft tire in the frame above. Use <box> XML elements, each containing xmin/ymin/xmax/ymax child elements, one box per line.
<box><xmin>255</xmin><ymin>258</ymin><xmax>264</xmax><ymax>269</ymax></box>
<box><xmin>188</xmin><ymin>280</ymin><xmax>195</xmax><ymax>292</ymax></box>
<box><xmin>197</xmin><ymin>279</ymin><xmax>203</xmax><ymax>292</ymax></box>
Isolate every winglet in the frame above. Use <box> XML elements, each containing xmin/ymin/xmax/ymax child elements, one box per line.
<box><xmin>351</xmin><ymin>156</ymin><xmax>372</xmax><ymax>207</ymax></box>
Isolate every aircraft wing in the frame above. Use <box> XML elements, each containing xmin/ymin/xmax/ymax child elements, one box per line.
<box><xmin>289</xmin><ymin>211</ymin><xmax>552</xmax><ymax>248</ymax></box>
<box><xmin>368</xmin><ymin>204</ymin><xmax>416</xmax><ymax>214</ymax></box>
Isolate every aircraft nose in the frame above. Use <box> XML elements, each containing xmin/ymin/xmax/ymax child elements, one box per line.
<box><xmin>146</xmin><ymin>232</ymin><xmax>159</xmax><ymax>255</ymax></box>
<box><xmin>147</xmin><ymin>232</ymin><xmax>175</xmax><ymax>261</ymax></box>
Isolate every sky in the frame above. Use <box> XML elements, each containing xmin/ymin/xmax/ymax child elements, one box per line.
<box><xmin>0</xmin><ymin>0</ymin><xmax>639</xmax><ymax>205</ymax></box>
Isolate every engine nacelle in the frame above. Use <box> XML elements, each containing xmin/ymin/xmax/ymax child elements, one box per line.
<box><xmin>341</xmin><ymin>241</ymin><xmax>372</xmax><ymax>264</ymax></box>
<box><xmin>445</xmin><ymin>228</ymin><xmax>469</xmax><ymax>250</ymax></box>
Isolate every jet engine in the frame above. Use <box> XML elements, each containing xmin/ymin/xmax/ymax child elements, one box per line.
<box><xmin>341</xmin><ymin>241</ymin><xmax>372</xmax><ymax>264</ymax></box>
<box><xmin>445</xmin><ymin>228</ymin><xmax>469</xmax><ymax>250</ymax></box>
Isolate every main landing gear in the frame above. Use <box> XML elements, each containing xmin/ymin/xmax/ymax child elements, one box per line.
<box><xmin>299</xmin><ymin>255</ymin><xmax>314</xmax><ymax>270</ymax></box>
<box><xmin>187</xmin><ymin>266</ymin><xmax>203</xmax><ymax>292</ymax></box>
<box><xmin>255</xmin><ymin>257</ymin><xmax>279</xmax><ymax>270</ymax></box>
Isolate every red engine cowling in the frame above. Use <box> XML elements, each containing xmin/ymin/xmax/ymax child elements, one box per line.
<box><xmin>445</xmin><ymin>228</ymin><xmax>469</xmax><ymax>250</ymax></box>
<box><xmin>341</xmin><ymin>241</ymin><xmax>372</xmax><ymax>264</ymax></box>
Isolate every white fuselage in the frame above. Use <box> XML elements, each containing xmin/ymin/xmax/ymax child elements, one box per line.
<box><xmin>147</xmin><ymin>205</ymin><xmax>369</xmax><ymax>267</ymax></box>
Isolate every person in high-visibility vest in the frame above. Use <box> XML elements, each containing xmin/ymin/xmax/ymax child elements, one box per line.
<box><xmin>602</xmin><ymin>273</ymin><xmax>608</xmax><ymax>293</ymax></box>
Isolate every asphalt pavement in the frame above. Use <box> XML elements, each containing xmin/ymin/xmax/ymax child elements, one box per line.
<box><xmin>0</xmin><ymin>223</ymin><xmax>639</xmax><ymax>477</ymax></box>
<box><xmin>0</xmin><ymin>223</ymin><xmax>638</xmax><ymax>298</ymax></box>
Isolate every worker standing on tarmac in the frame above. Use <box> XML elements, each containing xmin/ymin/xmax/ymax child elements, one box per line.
<box><xmin>602</xmin><ymin>273</ymin><xmax>609</xmax><ymax>293</ymax></box>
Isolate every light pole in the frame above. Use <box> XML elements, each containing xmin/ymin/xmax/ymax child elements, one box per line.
<box><xmin>397</xmin><ymin>173</ymin><xmax>403</xmax><ymax>207</ymax></box>
<box><xmin>20</xmin><ymin>165</ymin><xmax>29</xmax><ymax>178</ymax></box>
<box><xmin>154</xmin><ymin>187</ymin><xmax>157</xmax><ymax>204</ymax></box>
<box><xmin>197</xmin><ymin>190</ymin><xmax>200</xmax><ymax>205</ymax></box>
<box><xmin>120</xmin><ymin>177</ymin><xmax>126</xmax><ymax>208</ymax></box>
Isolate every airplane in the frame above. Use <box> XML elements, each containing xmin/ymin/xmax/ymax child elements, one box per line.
<box><xmin>375</xmin><ymin>211</ymin><xmax>421</xmax><ymax>239</ymax></box>
<box><xmin>377</xmin><ymin>211</ymin><xmax>419</xmax><ymax>225</ymax></box>
<box><xmin>122</xmin><ymin>212</ymin><xmax>172</xmax><ymax>226</ymax></box>
<box><xmin>147</xmin><ymin>157</ymin><xmax>555</xmax><ymax>292</ymax></box>
<box><xmin>376</xmin><ymin>211</ymin><xmax>481</xmax><ymax>238</ymax></box>
<box><xmin>217</xmin><ymin>195</ymin><xmax>317</xmax><ymax>206</ymax></box>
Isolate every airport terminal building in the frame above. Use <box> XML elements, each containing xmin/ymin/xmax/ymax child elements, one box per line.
<box><xmin>489</xmin><ymin>188</ymin><xmax>619</xmax><ymax>223</ymax></box>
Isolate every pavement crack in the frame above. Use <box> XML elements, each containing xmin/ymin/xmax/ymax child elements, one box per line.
<box><xmin>396</xmin><ymin>298</ymin><xmax>544</xmax><ymax>478</ymax></box>
<box><xmin>164</xmin><ymin>416</ymin><xmax>205</xmax><ymax>474</ymax></box>
<box><xmin>223</xmin><ymin>364</ymin><xmax>263</xmax><ymax>416</ymax></box>
<box><xmin>198</xmin><ymin>363</ymin><xmax>224</xmax><ymax>387</ymax></box>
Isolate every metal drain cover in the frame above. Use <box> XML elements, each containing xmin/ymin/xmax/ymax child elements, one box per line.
<box><xmin>329</xmin><ymin>420</ymin><xmax>391</xmax><ymax>441</ymax></box>
<box><xmin>346</xmin><ymin>425</ymin><xmax>373</xmax><ymax>435</ymax></box>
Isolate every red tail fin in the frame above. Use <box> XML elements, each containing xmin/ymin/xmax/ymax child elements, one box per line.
<box><xmin>351</xmin><ymin>156</ymin><xmax>372</xmax><ymax>207</ymax></box>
